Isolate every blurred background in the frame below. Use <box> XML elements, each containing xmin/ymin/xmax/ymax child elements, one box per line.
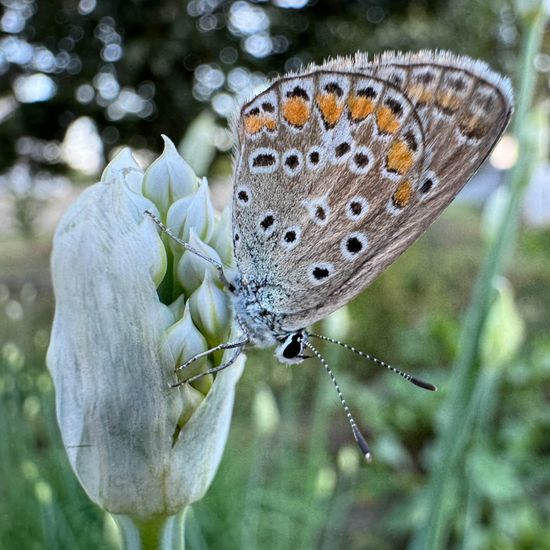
<box><xmin>1</xmin><ymin>0</ymin><xmax>549</xmax><ymax>548</ymax></box>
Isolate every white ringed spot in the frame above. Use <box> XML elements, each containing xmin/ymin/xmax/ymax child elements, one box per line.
<box><xmin>302</xmin><ymin>196</ymin><xmax>331</xmax><ymax>226</ymax></box>
<box><xmin>346</xmin><ymin>196</ymin><xmax>369</xmax><ymax>221</ymax></box>
<box><xmin>235</xmin><ymin>185</ymin><xmax>252</xmax><ymax>206</ymax></box>
<box><xmin>257</xmin><ymin>211</ymin><xmax>277</xmax><ymax>238</ymax></box>
<box><xmin>308</xmin><ymin>262</ymin><xmax>334</xmax><ymax>286</ymax></box>
<box><xmin>305</xmin><ymin>146</ymin><xmax>326</xmax><ymax>170</ymax></box>
<box><xmin>282</xmin><ymin>149</ymin><xmax>304</xmax><ymax>177</ymax></box>
<box><xmin>340</xmin><ymin>232</ymin><xmax>369</xmax><ymax>261</ymax></box>
<box><xmin>418</xmin><ymin>170</ymin><xmax>439</xmax><ymax>200</ymax></box>
<box><xmin>280</xmin><ymin>225</ymin><xmax>302</xmax><ymax>251</ymax></box>
<box><xmin>348</xmin><ymin>145</ymin><xmax>372</xmax><ymax>175</ymax></box>
<box><xmin>249</xmin><ymin>148</ymin><xmax>279</xmax><ymax>174</ymax></box>
<box><xmin>329</xmin><ymin>140</ymin><xmax>354</xmax><ymax>165</ymax></box>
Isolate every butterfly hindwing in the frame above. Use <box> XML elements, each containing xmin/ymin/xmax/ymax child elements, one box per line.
<box><xmin>232</xmin><ymin>51</ymin><xmax>513</xmax><ymax>331</ymax></box>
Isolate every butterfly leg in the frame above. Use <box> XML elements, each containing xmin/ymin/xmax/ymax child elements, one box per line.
<box><xmin>171</xmin><ymin>347</ymin><xmax>244</xmax><ymax>387</ymax></box>
<box><xmin>144</xmin><ymin>209</ymin><xmax>235</xmax><ymax>290</ymax></box>
<box><xmin>175</xmin><ymin>338</ymin><xmax>249</xmax><ymax>373</ymax></box>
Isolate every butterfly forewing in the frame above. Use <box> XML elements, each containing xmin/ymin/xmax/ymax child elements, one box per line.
<box><xmin>232</xmin><ymin>51</ymin><xmax>513</xmax><ymax>331</ymax></box>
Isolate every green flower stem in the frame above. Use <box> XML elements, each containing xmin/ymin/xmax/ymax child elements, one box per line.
<box><xmin>409</xmin><ymin>5</ymin><xmax>549</xmax><ymax>550</ymax></box>
<box><xmin>459</xmin><ymin>366</ymin><xmax>502</xmax><ymax>550</ymax></box>
<box><xmin>112</xmin><ymin>509</ymin><xmax>187</xmax><ymax>550</ymax></box>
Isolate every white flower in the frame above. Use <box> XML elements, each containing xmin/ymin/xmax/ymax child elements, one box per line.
<box><xmin>47</xmin><ymin>138</ymin><xmax>243</xmax><ymax>522</ymax></box>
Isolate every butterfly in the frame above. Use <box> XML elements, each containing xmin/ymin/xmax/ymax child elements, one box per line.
<box><xmin>147</xmin><ymin>50</ymin><xmax>514</xmax><ymax>460</ymax></box>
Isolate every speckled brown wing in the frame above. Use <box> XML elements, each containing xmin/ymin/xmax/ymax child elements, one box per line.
<box><xmin>231</xmin><ymin>51</ymin><xmax>513</xmax><ymax>332</ymax></box>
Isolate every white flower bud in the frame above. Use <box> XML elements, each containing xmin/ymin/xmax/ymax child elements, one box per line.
<box><xmin>101</xmin><ymin>147</ymin><xmax>144</xmax><ymax>194</ymax></box>
<box><xmin>166</xmin><ymin>178</ymin><xmax>216</xmax><ymax>247</ymax></box>
<box><xmin>47</xmin><ymin>142</ymin><xmax>244</xmax><ymax>525</ymax></box>
<box><xmin>209</xmin><ymin>206</ymin><xmax>234</xmax><ymax>267</ymax></box>
<box><xmin>163</xmin><ymin>302</ymin><xmax>212</xmax><ymax>393</ymax></box>
<box><xmin>176</xmin><ymin>230</ymin><xmax>222</xmax><ymax>295</ymax></box>
<box><xmin>142</xmin><ymin>135</ymin><xmax>198</xmax><ymax>216</ymax></box>
<box><xmin>189</xmin><ymin>271</ymin><xmax>232</xmax><ymax>346</ymax></box>
<box><xmin>481</xmin><ymin>277</ymin><xmax>525</xmax><ymax>368</ymax></box>
<box><xmin>167</xmin><ymin>294</ymin><xmax>186</xmax><ymax>319</ymax></box>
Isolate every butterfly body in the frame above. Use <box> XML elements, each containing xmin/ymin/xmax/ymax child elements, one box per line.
<box><xmin>230</xmin><ymin>275</ymin><xmax>308</xmax><ymax>363</ymax></box>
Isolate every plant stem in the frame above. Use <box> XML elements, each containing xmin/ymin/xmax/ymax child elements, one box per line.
<box><xmin>409</xmin><ymin>5</ymin><xmax>548</xmax><ymax>549</ymax></box>
<box><xmin>112</xmin><ymin>509</ymin><xmax>187</xmax><ymax>550</ymax></box>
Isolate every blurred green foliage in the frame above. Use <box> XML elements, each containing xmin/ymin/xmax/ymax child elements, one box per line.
<box><xmin>1</xmin><ymin>0</ymin><xmax>550</xmax><ymax>548</ymax></box>
<box><xmin>1</xmin><ymin>213</ymin><xmax>549</xmax><ymax>548</ymax></box>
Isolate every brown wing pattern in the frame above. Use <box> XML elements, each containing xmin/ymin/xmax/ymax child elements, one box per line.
<box><xmin>231</xmin><ymin>51</ymin><xmax>513</xmax><ymax>331</ymax></box>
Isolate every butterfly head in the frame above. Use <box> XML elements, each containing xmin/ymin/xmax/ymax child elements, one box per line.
<box><xmin>275</xmin><ymin>331</ymin><xmax>308</xmax><ymax>365</ymax></box>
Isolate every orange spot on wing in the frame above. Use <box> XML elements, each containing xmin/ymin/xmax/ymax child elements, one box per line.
<box><xmin>347</xmin><ymin>95</ymin><xmax>375</xmax><ymax>121</ymax></box>
<box><xmin>376</xmin><ymin>106</ymin><xmax>400</xmax><ymax>134</ymax></box>
<box><xmin>436</xmin><ymin>91</ymin><xmax>461</xmax><ymax>114</ymax></box>
<box><xmin>460</xmin><ymin>115</ymin><xmax>488</xmax><ymax>140</ymax></box>
<box><xmin>282</xmin><ymin>97</ymin><xmax>310</xmax><ymax>128</ymax></box>
<box><xmin>386</xmin><ymin>141</ymin><xmax>415</xmax><ymax>175</ymax></box>
<box><xmin>392</xmin><ymin>180</ymin><xmax>413</xmax><ymax>208</ymax></box>
<box><xmin>244</xmin><ymin>115</ymin><xmax>277</xmax><ymax>135</ymax></box>
<box><xmin>316</xmin><ymin>93</ymin><xmax>344</xmax><ymax>127</ymax></box>
<box><xmin>407</xmin><ymin>84</ymin><xmax>433</xmax><ymax>105</ymax></box>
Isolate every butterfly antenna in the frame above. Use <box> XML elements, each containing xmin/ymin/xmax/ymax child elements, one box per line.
<box><xmin>302</xmin><ymin>339</ymin><xmax>372</xmax><ymax>462</ymax></box>
<box><xmin>144</xmin><ymin>210</ymin><xmax>234</xmax><ymax>290</ymax></box>
<box><xmin>309</xmin><ymin>334</ymin><xmax>437</xmax><ymax>392</ymax></box>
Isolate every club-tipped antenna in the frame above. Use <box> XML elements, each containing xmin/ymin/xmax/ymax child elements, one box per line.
<box><xmin>302</xmin><ymin>339</ymin><xmax>372</xmax><ymax>462</ymax></box>
<box><xmin>309</xmin><ymin>333</ymin><xmax>437</xmax><ymax>392</ymax></box>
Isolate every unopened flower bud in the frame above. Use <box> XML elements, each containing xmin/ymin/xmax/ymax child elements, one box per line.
<box><xmin>47</xmin><ymin>137</ymin><xmax>244</xmax><ymax>530</ymax></box>
<box><xmin>142</xmin><ymin>135</ymin><xmax>198</xmax><ymax>216</ymax></box>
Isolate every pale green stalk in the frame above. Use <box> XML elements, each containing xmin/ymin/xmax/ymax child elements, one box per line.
<box><xmin>112</xmin><ymin>511</ymin><xmax>187</xmax><ymax>550</ymax></box>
